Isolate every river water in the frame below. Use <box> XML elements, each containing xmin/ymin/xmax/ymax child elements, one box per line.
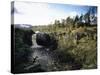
<box><xmin>26</xmin><ymin>34</ymin><xmax>57</xmax><ymax>71</ymax></box>
<box><xmin>24</xmin><ymin>34</ymin><xmax>82</xmax><ymax>72</ymax></box>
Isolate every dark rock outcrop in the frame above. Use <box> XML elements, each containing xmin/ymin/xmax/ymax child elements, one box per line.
<box><xmin>12</xmin><ymin>24</ymin><xmax>35</xmax><ymax>73</ymax></box>
<box><xmin>36</xmin><ymin>32</ymin><xmax>58</xmax><ymax>50</ymax></box>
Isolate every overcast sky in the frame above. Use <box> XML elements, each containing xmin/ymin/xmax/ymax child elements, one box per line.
<box><xmin>11</xmin><ymin>1</ymin><xmax>93</xmax><ymax>26</ymax></box>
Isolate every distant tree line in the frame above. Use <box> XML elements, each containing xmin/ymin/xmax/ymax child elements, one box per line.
<box><xmin>53</xmin><ymin>7</ymin><xmax>97</xmax><ymax>28</ymax></box>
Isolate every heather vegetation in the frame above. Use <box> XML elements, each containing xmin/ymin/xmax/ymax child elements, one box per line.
<box><xmin>32</xmin><ymin>7</ymin><xmax>97</xmax><ymax>70</ymax></box>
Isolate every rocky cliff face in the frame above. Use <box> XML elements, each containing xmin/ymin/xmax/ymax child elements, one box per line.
<box><xmin>12</xmin><ymin>24</ymin><xmax>35</xmax><ymax>73</ymax></box>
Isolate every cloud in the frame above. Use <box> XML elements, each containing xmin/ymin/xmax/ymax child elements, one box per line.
<box><xmin>13</xmin><ymin>2</ymin><xmax>71</xmax><ymax>25</ymax></box>
<box><xmin>69</xmin><ymin>11</ymin><xmax>78</xmax><ymax>18</ymax></box>
<box><xmin>14</xmin><ymin>2</ymin><xmax>51</xmax><ymax>25</ymax></box>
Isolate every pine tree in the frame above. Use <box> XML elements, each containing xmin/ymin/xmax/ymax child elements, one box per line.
<box><xmin>84</xmin><ymin>8</ymin><xmax>91</xmax><ymax>25</ymax></box>
<box><xmin>54</xmin><ymin>20</ymin><xmax>60</xmax><ymax>27</ymax></box>
<box><xmin>74</xmin><ymin>15</ymin><xmax>79</xmax><ymax>24</ymax></box>
<box><xmin>79</xmin><ymin>14</ymin><xmax>84</xmax><ymax>23</ymax></box>
<box><xmin>66</xmin><ymin>16</ymin><xmax>74</xmax><ymax>27</ymax></box>
<box><xmin>61</xmin><ymin>19</ymin><xmax>66</xmax><ymax>27</ymax></box>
